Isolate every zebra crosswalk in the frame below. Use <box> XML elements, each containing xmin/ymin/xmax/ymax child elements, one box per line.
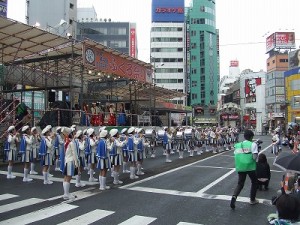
<box><xmin>0</xmin><ymin>193</ymin><xmax>204</xmax><ymax>225</ymax></box>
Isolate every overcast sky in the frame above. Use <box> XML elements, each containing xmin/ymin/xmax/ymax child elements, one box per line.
<box><xmin>7</xmin><ymin>0</ymin><xmax>300</xmax><ymax>76</ymax></box>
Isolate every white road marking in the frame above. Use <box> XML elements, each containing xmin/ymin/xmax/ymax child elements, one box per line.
<box><xmin>196</xmin><ymin>169</ymin><xmax>236</xmax><ymax>194</ymax></box>
<box><xmin>46</xmin><ymin>187</ymin><xmax>97</xmax><ymax>201</ymax></box>
<box><xmin>58</xmin><ymin>209</ymin><xmax>114</xmax><ymax>225</ymax></box>
<box><xmin>118</xmin><ymin>215</ymin><xmax>156</xmax><ymax>225</ymax></box>
<box><xmin>177</xmin><ymin>222</ymin><xmax>203</xmax><ymax>225</ymax></box>
<box><xmin>0</xmin><ymin>170</ymin><xmax>98</xmax><ymax>185</ymax></box>
<box><xmin>0</xmin><ymin>198</ymin><xmax>43</xmax><ymax>213</ymax></box>
<box><xmin>120</xmin><ymin>153</ymin><xmax>221</xmax><ymax>189</ymax></box>
<box><xmin>0</xmin><ymin>203</ymin><xmax>77</xmax><ymax>224</ymax></box>
<box><xmin>0</xmin><ymin>194</ymin><xmax>18</xmax><ymax>201</ymax></box>
<box><xmin>125</xmin><ymin>186</ymin><xmax>272</xmax><ymax>205</ymax></box>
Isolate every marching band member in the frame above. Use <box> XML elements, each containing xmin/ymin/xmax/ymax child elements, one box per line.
<box><xmin>195</xmin><ymin>128</ymin><xmax>203</xmax><ymax>155</ymax></box>
<box><xmin>20</xmin><ymin>125</ymin><xmax>33</xmax><ymax>182</ymax></box>
<box><xmin>127</xmin><ymin>127</ymin><xmax>139</xmax><ymax>179</ymax></box>
<box><xmin>74</xmin><ymin>130</ymin><xmax>86</xmax><ymax>187</ymax></box>
<box><xmin>5</xmin><ymin>126</ymin><xmax>20</xmax><ymax>179</ymax></box>
<box><xmin>176</xmin><ymin>128</ymin><xmax>185</xmax><ymax>159</ymax></box>
<box><xmin>62</xmin><ymin>127</ymin><xmax>78</xmax><ymax>200</ymax></box>
<box><xmin>165</xmin><ymin>128</ymin><xmax>173</xmax><ymax>163</ymax></box>
<box><xmin>96</xmin><ymin>129</ymin><xmax>111</xmax><ymax>190</ymax></box>
<box><xmin>39</xmin><ymin>125</ymin><xmax>55</xmax><ymax>184</ymax></box>
<box><xmin>86</xmin><ymin>128</ymin><xmax>98</xmax><ymax>182</ymax></box>
<box><xmin>30</xmin><ymin>127</ymin><xmax>40</xmax><ymax>175</ymax></box>
<box><xmin>120</xmin><ymin>128</ymin><xmax>130</xmax><ymax>173</ymax></box>
<box><xmin>136</xmin><ymin>128</ymin><xmax>149</xmax><ymax>175</ymax></box>
<box><xmin>54</xmin><ymin>127</ymin><xmax>64</xmax><ymax>171</ymax></box>
<box><xmin>209</xmin><ymin>128</ymin><xmax>218</xmax><ymax>154</ymax></box>
<box><xmin>108</xmin><ymin>128</ymin><xmax>127</xmax><ymax>184</ymax></box>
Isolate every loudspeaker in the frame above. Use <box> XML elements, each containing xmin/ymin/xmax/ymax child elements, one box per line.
<box><xmin>48</xmin><ymin>91</ymin><xmax>55</xmax><ymax>102</ymax></box>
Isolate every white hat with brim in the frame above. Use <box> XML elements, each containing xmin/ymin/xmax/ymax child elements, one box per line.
<box><xmin>7</xmin><ymin>125</ymin><xmax>15</xmax><ymax>132</ymax></box>
<box><xmin>75</xmin><ymin>130</ymin><xmax>82</xmax><ymax>138</ymax></box>
<box><xmin>100</xmin><ymin>130</ymin><xmax>108</xmax><ymax>138</ymax></box>
<box><xmin>56</xmin><ymin>126</ymin><xmax>62</xmax><ymax>132</ymax></box>
<box><xmin>87</xmin><ymin>128</ymin><xmax>94</xmax><ymax>136</ymax></box>
<box><xmin>42</xmin><ymin>125</ymin><xmax>52</xmax><ymax>135</ymax></box>
<box><xmin>62</xmin><ymin>127</ymin><xmax>72</xmax><ymax>136</ymax></box>
<box><xmin>99</xmin><ymin>126</ymin><xmax>107</xmax><ymax>132</ymax></box>
<box><xmin>83</xmin><ymin>129</ymin><xmax>87</xmax><ymax>135</ymax></box>
<box><xmin>109</xmin><ymin>128</ymin><xmax>118</xmax><ymax>137</ymax></box>
<box><xmin>71</xmin><ymin>125</ymin><xmax>76</xmax><ymax>129</ymax></box>
<box><xmin>31</xmin><ymin>127</ymin><xmax>37</xmax><ymax>132</ymax></box>
<box><xmin>137</xmin><ymin>128</ymin><xmax>144</xmax><ymax>134</ymax></box>
<box><xmin>121</xmin><ymin>128</ymin><xmax>127</xmax><ymax>134</ymax></box>
<box><xmin>21</xmin><ymin>125</ymin><xmax>30</xmax><ymax>132</ymax></box>
<box><xmin>128</xmin><ymin>127</ymin><xmax>135</xmax><ymax>134</ymax></box>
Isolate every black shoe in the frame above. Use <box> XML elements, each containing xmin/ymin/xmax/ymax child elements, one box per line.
<box><xmin>230</xmin><ymin>196</ymin><xmax>236</xmax><ymax>209</ymax></box>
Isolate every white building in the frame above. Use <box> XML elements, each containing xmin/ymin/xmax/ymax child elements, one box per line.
<box><xmin>27</xmin><ymin>0</ymin><xmax>77</xmax><ymax>37</ymax></box>
<box><xmin>240</xmin><ymin>70</ymin><xmax>266</xmax><ymax>134</ymax></box>
<box><xmin>150</xmin><ymin>22</ymin><xmax>186</xmax><ymax>105</ymax></box>
<box><xmin>77</xmin><ymin>5</ymin><xmax>97</xmax><ymax>22</ymax></box>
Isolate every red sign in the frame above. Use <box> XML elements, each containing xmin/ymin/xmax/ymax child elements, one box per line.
<box><xmin>130</xmin><ymin>28</ymin><xmax>136</xmax><ymax>58</ymax></box>
<box><xmin>83</xmin><ymin>44</ymin><xmax>152</xmax><ymax>83</ymax></box>
<box><xmin>221</xmin><ymin>114</ymin><xmax>239</xmax><ymax>120</ymax></box>
<box><xmin>155</xmin><ymin>7</ymin><xmax>184</xmax><ymax>14</ymax></box>
<box><xmin>275</xmin><ymin>32</ymin><xmax>295</xmax><ymax>48</ymax></box>
<box><xmin>266</xmin><ymin>33</ymin><xmax>275</xmax><ymax>53</ymax></box>
<box><xmin>245</xmin><ymin>78</ymin><xmax>261</xmax><ymax>103</ymax></box>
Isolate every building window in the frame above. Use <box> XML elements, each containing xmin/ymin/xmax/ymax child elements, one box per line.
<box><xmin>292</xmin><ymin>96</ymin><xmax>300</xmax><ymax>108</ymax></box>
<box><xmin>192</xmin><ymin>81</ymin><xmax>197</xmax><ymax>87</ymax></box>
<box><xmin>192</xmin><ymin>93</ymin><xmax>198</xmax><ymax>99</ymax></box>
<box><xmin>279</xmin><ymin>58</ymin><xmax>288</xmax><ymax>63</ymax></box>
<box><xmin>70</xmin><ymin>3</ymin><xmax>74</xmax><ymax>9</ymax></box>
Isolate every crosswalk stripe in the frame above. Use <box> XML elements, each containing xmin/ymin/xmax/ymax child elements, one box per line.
<box><xmin>118</xmin><ymin>215</ymin><xmax>156</xmax><ymax>225</ymax></box>
<box><xmin>0</xmin><ymin>194</ymin><xmax>18</xmax><ymax>201</ymax></box>
<box><xmin>0</xmin><ymin>203</ymin><xmax>78</xmax><ymax>225</ymax></box>
<box><xmin>0</xmin><ymin>198</ymin><xmax>44</xmax><ymax>213</ymax></box>
<box><xmin>57</xmin><ymin>209</ymin><xmax>114</xmax><ymax>225</ymax></box>
<box><xmin>177</xmin><ymin>222</ymin><xmax>204</xmax><ymax>225</ymax></box>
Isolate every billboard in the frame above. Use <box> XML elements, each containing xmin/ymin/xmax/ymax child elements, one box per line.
<box><xmin>83</xmin><ymin>43</ymin><xmax>152</xmax><ymax>83</ymax></box>
<box><xmin>266</xmin><ymin>32</ymin><xmax>296</xmax><ymax>53</ymax></box>
<box><xmin>152</xmin><ymin>0</ymin><xmax>184</xmax><ymax>22</ymax></box>
<box><xmin>288</xmin><ymin>49</ymin><xmax>300</xmax><ymax>70</ymax></box>
<box><xmin>245</xmin><ymin>78</ymin><xmax>262</xmax><ymax>103</ymax></box>
<box><xmin>0</xmin><ymin>0</ymin><xmax>7</xmax><ymax>17</ymax></box>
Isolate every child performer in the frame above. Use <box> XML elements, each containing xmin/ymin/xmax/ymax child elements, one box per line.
<box><xmin>5</xmin><ymin>126</ymin><xmax>20</xmax><ymax>179</ymax></box>
<box><xmin>20</xmin><ymin>125</ymin><xmax>34</xmax><ymax>182</ymax></box>
<box><xmin>74</xmin><ymin>130</ymin><xmax>86</xmax><ymax>187</ymax></box>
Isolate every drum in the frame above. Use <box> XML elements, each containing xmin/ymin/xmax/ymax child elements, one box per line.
<box><xmin>157</xmin><ymin>130</ymin><xmax>165</xmax><ymax>141</ymax></box>
<box><xmin>175</xmin><ymin>131</ymin><xmax>184</xmax><ymax>141</ymax></box>
<box><xmin>184</xmin><ymin>129</ymin><xmax>194</xmax><ymax>140</ymax></box>
<box><xmin>145</xmin><ymin>129</ymin><xmax>156</xmax><ymax>141</ymax></box>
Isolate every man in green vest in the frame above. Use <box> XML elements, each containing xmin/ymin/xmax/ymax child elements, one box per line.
<box><xmin>230</xmin><ymin>129</ymin><xmax>259</xmax><ymax>209</ymax></box>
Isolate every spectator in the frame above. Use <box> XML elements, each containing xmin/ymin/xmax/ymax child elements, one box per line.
<box><xmin>256</xmin><ymin>153</ymin><xmax>271</xmax><ymax>191</ymax></box>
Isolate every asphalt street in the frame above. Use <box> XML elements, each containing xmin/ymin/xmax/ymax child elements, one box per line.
<box><xmin>0</xmin><ymin>134</ymin><xmax>288</xmax><ymax>225</ymax></box>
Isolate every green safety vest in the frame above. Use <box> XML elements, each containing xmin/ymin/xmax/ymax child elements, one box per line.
<box><xmin>234</xmin><ymin>140</ymin><xmax>256</xmax><ymax>172</ymax></box>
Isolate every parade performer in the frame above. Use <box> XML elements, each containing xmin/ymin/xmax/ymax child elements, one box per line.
<box><xmin>86</xmin><ymin>128</ymin><xmax>98</xmax><ymax>182</ymax></box>
<box><xmin>62</xmin><ymin>127</ymin><xmax>78</xmax><ymax>200</ymax></box>
<box><xmin>108</xmin><ymin>104</ymin><xmax>116</xmax><ymax>126</ymax></box>
<box><xmin>120</xmin><ymin>128</ymin><xmax>130</xmax><ymax>173</ymax></box>
<box><xmin>81</xmin><ymin>102</ymin><xmax>90</xmax><ymax>126</ymax></box>
<box><xmin>127</xmin><ymin>127</ymin><xmax>139</xmax><ymax>179</ymax></box>
<box><xmin>108</xmin><ymin>128</ymin><xmax>127</xmax><ymax>184</ymax></box>
<box><xmin>30</xmin><ymin>127</ymin><xmax>40</xmax><ymax>175</ymax></box>
<box><xmin>90</xmin><ymin>103</ymin><xmax>97</xmax><ymax>126</ymax></box>
<box><xmin>136</xmin><ymin>128</ymin><xmax>149</xmax><ymax>175</ymax></box>
<box><xmin>54</xmin><ymin>127</ymin><xmax>64</xmax><ymax>171</ymax></box>
<box><xmin>96</xmin><ymin>129</ymin><xmax>111</xmax><ymax>190</ymax></box>
<box><xmin>74</xmin><ymin>130</ymin><xmax>86</xmax><ymax>187</ymax></box>
<box><xmin>39</xmin><ymin>125</ymin><xmax>55</xmax><ymax>184</ymax></box>
<box><xmin>5</xmin><ymin>126</ymin><xmax>20</xmax><ymax>179</ymax></box>
<box><xmin>19</xmin><ymin>125</ymin><xmax>34</xmax><ymax>182</ymax></box>
<box><xmin>165</xmin><ymin>128</ymin><xmax>173</xmax><ymax>163</ymax></box>
<box><xmin>176</xmin><ymin>128</ymin><xmax>185</xmax><ymax>159</ymax></box>
<box><xmin>117</xmin><ymin>103</ymin><xmax>126</xmax><ymax>126</ymax></box>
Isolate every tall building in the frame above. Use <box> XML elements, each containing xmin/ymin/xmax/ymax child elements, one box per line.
<box><xmin>27</xmin><ymin>0</ymin><xmax>77</xmax><ymax>37</ymax></box>
<box><xmin>265</xmin><ymin>31</ymin><xmax>296</xmax><ymax>130</ymax></box>
<box><xmin>150</xmin><ymin>0</ymin><xmax>186</xmax><ymax>106</ymax></box>
<box><xmin>76</xmin><ymin>20</ymin><xmax>137</xmax><ymax>57</ymax></box>
<box><xmin>186</xmin><ymin>0</ymin><xmax>219</xmax><ymax>107</ymax></box>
